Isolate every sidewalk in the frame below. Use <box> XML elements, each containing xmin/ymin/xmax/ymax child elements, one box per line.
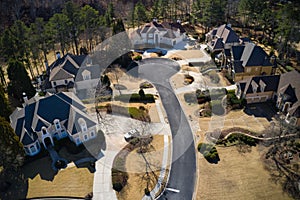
<box><xmin>92</xmin><ymin>98</ymin><xmax>171</xmax><ymax>200</ymax></box>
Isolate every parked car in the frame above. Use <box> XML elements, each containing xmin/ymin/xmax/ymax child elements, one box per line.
<box><xmin>124</xmin><ymin>129</ymin><xmax>140</xmax><ymax>142</ymax></box>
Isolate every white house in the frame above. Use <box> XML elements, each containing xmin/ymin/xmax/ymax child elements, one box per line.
<box><xmin>9</xmin><ymin>92</ymin><xmax>97</xmax><ymax>156</ymax></box>
<box><xmin>43</xmin><ymin>53</ymin><xmax>87</xmax><ymax>93</ymax></box>
<box><xmin>131</xmin><ymin>20</ymin><xmax>186</xmax><ymax>48</ymax></box>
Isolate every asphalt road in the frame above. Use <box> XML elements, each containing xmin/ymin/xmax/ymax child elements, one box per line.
<box><xmin>137</xmin><ymin>58</ymin><xmax>197</xmax><ymax>200</ymax></box>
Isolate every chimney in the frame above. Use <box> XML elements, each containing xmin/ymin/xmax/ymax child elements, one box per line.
<box><xmin>153</xmin><ymin>18</ymin><xmax>157</xmax><ymax>22</ymax></box>
<box><xmin>22</xmin><ymin>92</ymin><xmax>28</xmax><ymax>104</ymax></box>
<box><xmin>56</xmin><ymin>51</ymin><xmax>61</xmax><ymax>59</ymax></box>
<box><xmin>177</xmin><ymin>19</ymin><xmax>181</xmax><ymax>24</ymax></box>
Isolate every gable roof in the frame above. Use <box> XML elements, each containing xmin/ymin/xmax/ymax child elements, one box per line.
<box><xmin>48</xmin><ymin>54</ymin><xmax>87</xmax><ymax>82</ymax></box>
<box><xmin>232</xmin><ymin>45</ymin><xmax>245</xmax><ymax>61</ymax></box>
<box><xmin>241</xmin><ymin>43</ymin><xmax>272</xmax><ymax>67</ymax></box>
<box><xmin>216</xmin><ymin>24</ymin><xmax>240</xmax><ymax>44</ymax></box>
<box><xmin>10</xmin><ymin>92</ymin><xmax>97</xmax><ymax>145</ymax></box>
<box><xmin>75</xmin><ymin>64</ymin><xmax>101</xmax><ymax>82</ymax></box>
<box><xmin>163</xmin><ymin>29</ymin><xmax>177</xmax><ymax>39</ymax></box>
<box><xmin>277</xmin><ymin>70</ymin><xmax>300</xmax><ymax>117</ymax></box>
<box><xmin>245</xmin><ymin>75</ymin><xmax>280</xmax><ymax>94</ymax></box>
<box><xmin>49</xmin><ymin>67</ymin><xmax>74</xmax><ymax>81</ymax></box>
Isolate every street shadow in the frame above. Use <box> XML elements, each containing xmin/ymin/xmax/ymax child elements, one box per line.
<box><xmin>243</xmin><ymin>102</ymin><xmax>277</xmax><ymax>121</ymax></box>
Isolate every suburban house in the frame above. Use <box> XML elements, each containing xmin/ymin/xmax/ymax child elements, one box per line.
<box><xmin>9</xmin><ymin>92</ymin><xmax>97</xmax><ymax>156</ymax></box>
<box><xmin>206</xmin><ymin>24</ymin><xmax>241</xmax><ymax>53</ymax></box>
<box><xmin>236</xmin><ymin>70</ymin><xmax>300</xmax><ymax>126</ymax></box>
<box><xmin>42</xmin><ymin>53</ymin><xmax>87</xmax><ymax>93</ymax></box>
<box><xmin>230</xmin><ymin>43</ymin><xmax>275</xmax><ymax>82</ymax></box>
<box><xmin>131</xmin><ymin>20</ymin><xmax>186</xmax><ymax>48</ymax></box>
<box><xmin>74</xmin><ymin>59</ymin><xmax>102</xmax><ymax>100</ymax></box>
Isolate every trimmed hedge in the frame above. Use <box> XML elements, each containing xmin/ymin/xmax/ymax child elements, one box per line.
<box><xmin>114</xmin><ymin>93</ymin><xmax>155</xmax><ymax>103</ymax></box>
<box><xmin>226</xmin><ymin>133</ymin><xmax>257</xmax><ymax>146</ymax></box>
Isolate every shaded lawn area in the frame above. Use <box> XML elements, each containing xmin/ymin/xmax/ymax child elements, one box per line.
<box><xmin>26</xmin><ymin>166</ymin><xmax>93</xmax><ymax>198</ymax></box>
<box><xmin>197</xmin><ymin>146</ymin><xmax>292</xmax><ymax>200</ymax></box>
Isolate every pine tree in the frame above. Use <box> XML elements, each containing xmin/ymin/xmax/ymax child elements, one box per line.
<box><xmin>0</xmin><ymin>85</ymin><xmax>11</xmax><ymax>121</ymax></box>
<box><xmin>0</xmin><ymin>116</ymin><xmax>24</xmax><ymax>170</ymax></box>
<box><xmin>7</xmin><ymin>59</ymin><xmax>36</xmax><ymax>102</ymax></box>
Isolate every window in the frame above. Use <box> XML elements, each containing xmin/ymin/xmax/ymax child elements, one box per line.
<box><xmin>30</xmin><ymin>145</ymin><xmax>36</xmax><ymax>153</ymax></box>
<box><xmin>76</xmin><ymin>137</ymin><xmax>81</xmax><ymax>145</ymax></box>
<box><xmin>84</xmin><ymin>135</ymin><xmax>88</xmax><ymax>141</ymax></box>
<box><xmin>53</xmin><ymin>81</ymin><xmax>56</xmax><ymax>86</ymax></box>
<box><xmin>54</xmin><ymin>119</ymin><xmax>61</xmax><ymax>130</ymax></box>
<box><xmin>65</xmin><ymin>80</ymin><xmax>68</xmax><ymax>84</ymax></box>
<box><xmin>84</xmin><ymin>74</ymin><xmax>91</xmax><ymax>80</ymax></box>
<box><xmin>42</xmin><ymin>127</ymin><xmax>47</xmax><ymax>135</ymax></box>
<box><xmin>91</xmin><ymin>131</ymin><xmax>95</xmax><ymax>137</ymax></box>
<box><xmin>78</xmin><ymin>118</ymin><xmax>87</xmax><ymax>133</ymax></box>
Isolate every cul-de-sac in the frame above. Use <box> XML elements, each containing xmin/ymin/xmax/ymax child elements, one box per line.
<box><xmin>0</xmin><ymin>1</ymin><xmax>299</xmax><ymax>200</ymax></box>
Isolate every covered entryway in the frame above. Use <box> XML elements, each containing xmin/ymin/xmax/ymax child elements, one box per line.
<box><xmin>43</xmin><ymin>136</ymin><xmax>54</xmax><ymax>149</ymax></box>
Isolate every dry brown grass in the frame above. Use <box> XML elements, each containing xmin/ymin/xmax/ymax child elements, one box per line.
<box><xmin>116</xmin><ymin>135</ymin><xmax>165</xmax><ymax>200</ymax></box>
<box><xmin>196</xmin><ymin>146</ymin><xmax>292</xmax><ymax>200</ymax></box>
<box><xmin>26</xmin><ymin>166</ymin><xmax>93</xmax><ymax>198</ymax></box>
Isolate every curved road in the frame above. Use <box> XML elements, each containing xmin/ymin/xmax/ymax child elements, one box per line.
<box><xmin>137</xmin><ymin>58</ymin><xmax>196</xmax><ymax>200</ymax></box>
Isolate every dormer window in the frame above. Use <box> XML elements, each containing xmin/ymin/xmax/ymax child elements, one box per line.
<box><xmin>82</xmin><ymin>70</ymin><xmax>91</xmax><ymax>81</ymax></box>
<box><xmin>42</xmin><ymin>127</ymin><xmax>47</xmax><ymax>135</ymax></box>
<box><xmin>54</xmin><ymin>119</ymin><xmax>61</xmax><ymax>130</ymax></box>
<box><xmin>78</xmin><ymin>118</ymin><xmax>87</xmax><ymax>133</ymax></box>
<box><xmin>259</xmin><ymin>80</ymin><xmax>266</xmax><ymax>93</ymax></box>
<box><xmin>251</xmin><ymin>80</ymin><xmax>258</xmax><ymax>93</ymax></box>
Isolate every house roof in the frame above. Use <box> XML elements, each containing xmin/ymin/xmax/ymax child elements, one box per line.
<box><xmin>75</xmin><ymin>64</ymin><xmax>101</xmax><ymax>82</ymax></box>
<box><xmin>211</xmin><ymin>38</ymin><xmax>224</xmax><ymax>51</ymax></box>
<box><xmin>233</xmin><ymin>61</ymin><xmax>244</xmax><ymax>73</ymax></box>
<box><xmin>48</xmin><ymin>54</ymin><xmax>87</xmax><ymax>82</ymax></box>
<box><xmin>10</xmin><ymin>92</ymin><xmax>97</xmax><ymax>146</ymax></box>
<box><xmin>245</xmin><ymin>75</ymin><xmax>280</xmax><ymax>94</ymax></box>
<box><xmin>49</xmin><ymin>67</ymin><xmax>74</xmax><ymax>81</ymax></box>
<box><xmin>277</xmin><ymin>70</ymin><xmax>300</xmax><ymax>117</ymax></box>
<box><xmin>241</xmin><ymin>43</ymin><xmax>272</xmax><ymax>67</ymax></box>
<box><xmin>163</xmin><ymin>29</ymin><xmax>176</xmax><ymax>39</ymax></box>
<box><xmin>216</xmin><ymin>24</ymin><xmax>240</xmax><ymax>44</ymax></box>
<box><xmin>231</xmin><ymin>45</ymin><xmax>245</xmax><ymax>61</ymax></box>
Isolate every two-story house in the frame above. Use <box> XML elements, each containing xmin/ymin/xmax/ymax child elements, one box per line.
<box><xmin>231</xmin><ymin>43</ymin><xmax>274</xmax><ymax>82</ymax></box>
<box><xmin>236</xmin><ymin>70</ymin><xmax>300</xmax><ymax>126</ymax></box>
<box><xmin>132</xmin><ymin>20</ymin><xmax>186</xmax><ymax>48</ymax></box>
<box><xmin>9</xmin><ymin>92</ymin><xmax>97</xmax><ymax>156</ymax></box>
<box><xmin>42</xmin><ymin>53</ymin><xmax>87</xmax><ymax>93</ymax></box>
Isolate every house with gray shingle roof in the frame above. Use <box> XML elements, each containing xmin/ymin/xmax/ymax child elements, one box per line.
<box><xmin>230</xmin><ymin>43</ymin><xmax>275</xmax><ymax>82</ymax></box>
<box><xmin>43</xmin><ymin>53</ymin><xmax>87</xmax><ymax>93</ymax></box>
<box><xmin>131</xmin><ymin>20</ymin><xmax>186</xmax><ymax>48</ymax></box>
<box><xmin>9</xmin><ymin>92</ymin><xmax>97</xmax><ymax>156</ymax></box>
<box><xmin>236</xmin><ymin>70</ymin><xmax>300</xmax><ymax>126</ymax></box>
<box><xmin>206</xmin><ymin>24</ymin><xmax>240</xmax><ymax>52</ymax></box>
<box><xmin>74</xmin><ymin>60</ymin><xmax>102</xmax><ymax>99</ymax></box>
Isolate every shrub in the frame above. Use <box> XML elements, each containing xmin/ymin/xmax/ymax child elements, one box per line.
<box><xmin>134</xmin><ymin>55</ymin><xmax>142</xmax><ymax>61</ymax></box>
<box><xmin>197</xmin><ymin>142</ymin><xmax>219</xmax><ymax>163</ymax></box>
<box><xmin>114</xmin><ymin>93</ymin><xmax>155</xmax><ymax>103</ymax></box>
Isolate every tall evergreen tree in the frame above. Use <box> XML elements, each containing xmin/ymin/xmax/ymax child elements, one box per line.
<box><xmin>7</xmin><ymin>59</ymin><xmax>36</xmax><ymax>102</ymax></box>
<box><xmin>134</xmin><ymin>1</ymin><xmax>148</xmax><ymax>28</ymax></box>
<box><xmin>0</xmin><ymin>85</ymin><xmax>11</xmax><ymax>121</ymax></box>
<box><xmin>0</xmin><ymin>116</ymin><xmax>24</xmax><ymax>171</ymax></box>
<box><xmin>63</xmin><ymin>1</ymin><xmax>81</xmax><ymax>55</ymax></box>
<box><xmin>47</xmin><ymin>13</ymin><xmax>71</xmax><ymax>56</ymax></box>
<box><xmin>79</xmin><ymin>5</ymin><xmax>100</xmax><ymax>52</ymax></box>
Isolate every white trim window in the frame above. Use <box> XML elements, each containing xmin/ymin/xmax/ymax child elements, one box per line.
<box><xmin>54</xmin><ymin>119</ymin><xmax>61</xmax><ymax>131</ymax></box>
<box><xmin>78</xmin><ymin>118</ymin><xmax>87</xmax><ymax>133</ymax></box>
